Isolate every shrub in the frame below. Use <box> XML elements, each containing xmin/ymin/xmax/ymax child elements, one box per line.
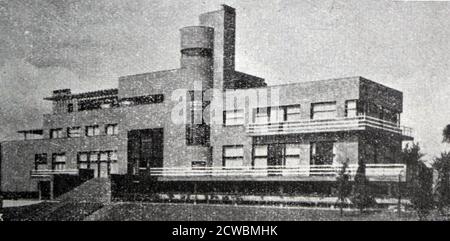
<box><xmin>351</xmin><ymin>164</ymin><xmax>376</xmax><ymax>213</ymax></box>
<box><xmin>433</xmin><ymin>152</ymin><xmax>450</xmax><ymax>214</ymax></box>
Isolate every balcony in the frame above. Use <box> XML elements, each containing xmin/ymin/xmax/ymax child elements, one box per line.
<box><xmin>150</xmin><ymin>164</ymin><xmax>406</xmax><ymax>182</ymax></box>
<box><xmin>247</xmin><ymin>115</ymin><xmax>413</xmax><ymax>139</ymax></box>
<box><xmin>30</xmin><ymin>169</ymin><xmax>79</xmax><ymax>178</ymax></box>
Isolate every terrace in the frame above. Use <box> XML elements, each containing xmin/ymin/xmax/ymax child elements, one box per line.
<box><xmin>150</xmin><ymin>163</ymin><xmax>407</xmax><ymax>182</ymax></box>
<box><xmin>247</xmin><ymin>115</ymin><xmax>413</xmax><ymax>140</ymax></box>
<box><xmin>30</xmin><ymin>169</ymin><xmax>79</xmax><ymax>178</ymax></box>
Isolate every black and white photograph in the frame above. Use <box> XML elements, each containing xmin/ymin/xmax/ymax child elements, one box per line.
<box><xmin>0</xmin><ymin>0</ymin><xmax>450</xmax><ymax>227</ymax></box>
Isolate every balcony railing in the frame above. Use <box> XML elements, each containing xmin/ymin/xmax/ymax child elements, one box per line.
<box><xmin>150</xmin><ymin>164</ymin><xmax>406</xmax><ymax>182</ymax></box>
<box><xmin>247</xmin><ymin>115</ymin><xmax>413</xmax><ymax>138</ymax></box>
<box><xmin>30</xmin><ymin>169</ymin><xmax>79</xmax><ymax>177</ymax></box>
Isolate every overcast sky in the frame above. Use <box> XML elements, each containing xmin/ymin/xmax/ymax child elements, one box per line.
<box><xmin>0</xmin><ymin>0</ymin><xmax>449</xmax><ymax>159</ymax></box>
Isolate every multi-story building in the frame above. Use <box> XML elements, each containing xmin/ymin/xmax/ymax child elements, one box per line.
<box><xmin>0</xmin><ymin>5</ymin><xmax>413</xmax><ymax>200</ymax></box>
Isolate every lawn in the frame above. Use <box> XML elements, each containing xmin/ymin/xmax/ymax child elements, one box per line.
<box><xmin>90</xmin><ymin>202</ymin><xmax>450</xmax><ymax>221</ymax></box>
<box><xmin>3</xmin><ymin>201</ymin><xmax>450</xmax><ymax>221</ymax></box>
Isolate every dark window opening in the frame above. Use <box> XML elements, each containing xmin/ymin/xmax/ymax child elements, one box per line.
<box><xmin>67</xmin><ymin>103</ymin><xmax>73</xmax><ymax>113</ymax></box>
<box><xmin>310</xmin><ymin>141</ymin><xmax>335</xmax><ymax>165</ymax></box>
<box><xmin>35</xmin><ymin>153</ymin><xmax>48</xmax><ymax>170</ymax></box>
<box><xmin>78</xmin><ymin>97</ymin><xmax>119</xmax><ymax>111</ymax></box>
<box><xmin>186</xmin><ymin>90</ymin><xmax>209</xmax><ymax>146</ymax></box>
<box><xmin>186</xmin><ymin>124</ymin><xmax>210</xmax><ymax>146</ymax></box>
<box><xmin>119</xmin><ymin>94</ymin><xmax>164</xmax><ymax>106</ymax></box>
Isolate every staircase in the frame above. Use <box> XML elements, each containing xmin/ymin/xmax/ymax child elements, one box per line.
<box><xmin>56</xmin><ymin>178</ymin><xmax>111</xmax><ymax>203</ymax></box>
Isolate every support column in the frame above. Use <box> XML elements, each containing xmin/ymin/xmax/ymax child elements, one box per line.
<box><xmin>50</xmin><ymin>179</ymin><xmax>54</xmax><ymax>200</ymax></box>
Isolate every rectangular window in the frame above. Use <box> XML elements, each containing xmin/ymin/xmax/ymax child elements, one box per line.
<box><xmin>269</xmin><ymin>107</ymin><xmax>285</xmax><ymax>122</ymax></box>
<box><xmin>345</xmin><ymin>100</ymin><xmax>357</xmax><ymax>117</ymax></box>
<box><xmin>223</xmin><ymin>145</ymin><xmax>244</xmax><ymax>167</ymax></box>
<box><xmin>67</xmin><ymin>103</ymin><xmax>74</xmax><ymax>113</ymax></box>
<box><xmin>77</xmin><ymin>151</ymin><xmax>118</xmax><ymax>175</ymax></box>
<box><xmin>223</xmin><ymin>109</ymin><xmax>244</xmax><ymax>126</ymax></box>
<box><xmin>109</xmin><ymin>151</ymin><xmax>118</xmax><ymax>174</ymax></box>
<box><xmin>52</xmin><ymin>153</ymin><xmax>66</xmax><ymax>170</ymax></box>
<box><xmin>254</xmin><ymin>107</ymin><xmax>269</xmax><ymax>123</ymax></box>
<box><xmin>310</xmin><ymin>141</ymin><xmax>335</xmax><ymax>165</ymax></box>
<box><xmin>86</xmin><ymin>125</ymin><xmax>100</xmax><ymax>137</ymax></box>
<box><xmin>77</xmin><ymin>152</ymin><xmax>89</xmax><ymax>169</ymax></box>
<box><xmin>285</xmin><ymin>144</ymin><xmax>301</xmax><ymax>167</ymax></box>
<box><xmin>253</xmin><ymin>145</ymin><xmax>268</xmax><ymax>168</ymax></box>
<box><xmin>311</xmin><ymin>102</ymin><xmax>337</xmax><ymax>120</ymax></box>
<box><xmin>99</xmin><ymin>151</ymin><xmax>109</xmax><ymax>161</ymax></box>
<box><xmin>67</xmin><ymin>127</ymin><xmax>81</xmax><ymax>138</ymax></box>
<box><xmin>119</xmin><ymin>94</ymin><xmax>164</xmax><ymax>106</ymax></box>
<box><xmin>89</xmin><ymin>152</ymin><xmax>99</xmax><ymax>175</ymax></box>
<box><xmin>105</xmin><ymin>124</ymin><xmax>119</xmax><ymax>135</ymax></box>
<box><xmin>50</xmin><ymin>128</ymin><xmax>64</xmax><ymax>139</ymax></box>
<box><xmin>286</xmin><ymin>105</ymin><xmax>301</xmax><ymax>121</ymax></box>
<box><xmin>35</xmin><ymin>153</ymin><xmax>48</xmax><ymax>170</ymax></box>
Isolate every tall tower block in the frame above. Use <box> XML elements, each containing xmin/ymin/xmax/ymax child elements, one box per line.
<box><xmin>199</xmin><ymin>4</ymin><xmax>236</xmax><ymax>90</ymax></box>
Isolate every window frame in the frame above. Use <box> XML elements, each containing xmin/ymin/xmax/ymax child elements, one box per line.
<box><xmin>222</xmin><ymin>145</ymin><xmax>244</xmax><ymax>167</ymax></box>
<box><xmin>223</xmin><ymin>109</ymin><xmax>245</xmax><ymax>126</ymax></box>
<box><xmin>105</xmin><ymin>124</ymin><xmax>119</xmax><ymax>136</ymax></box>
<box><xmin>50</xmin><ymin>128</ymin><xmax>64</xmax><ymax>139</ymax></box>
<box><xmin>252</xmin><ymin>144</ymin><xmax>268</xmax><ymax>168</ymax></box>
<box><xmin>285</xmin><ymin>104</ymin><xmax>301</xmax><ymax>121</ymax></box>
<box><xmin>67</xmin><ymin>126</ymin><xmax>82</xmax><ymax>138</ymax></box>
<box><xmin>311</xmin><ymin>102</ymin><xmax>337</xmax><ymax>120</ymax></box>
<box><xmin>345</xmin><ymin>100</ymin><xmax>358</xmax><ymax>117</ymax></box>
<box><xmin>52</xmin><ymin>153</ymin><xmax>66</xmax><ymax>170</ymax></box>
<box><xmin>34</xmin><ymin>153</ymin><xmax>48</xmax><ymax>170</ymax></box>
<box><xmin>85</xmin><ymin>125</ymin><xmax>100</xmax><ymax>137</ymax></box>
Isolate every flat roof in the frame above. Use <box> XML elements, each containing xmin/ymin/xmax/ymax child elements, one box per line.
<box><xmin>44</xmin><ymin>88</ymin><xmax>118</xmax><ymax>101</ymax></box>
<box><xmin>17</xmin><ymin>129</ymin><xmax>44</xmax><ymax>135</ymax></box>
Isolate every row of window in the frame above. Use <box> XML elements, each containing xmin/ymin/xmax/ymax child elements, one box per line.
<box><xmin>223</xmin><ymin>100</ymin><xmax>398</xmax><ymax>126</ymax></box>
<box><xmin>66</xmin><ymin>94</ymin><xmax>164</xmax><ymax>113</ymax></box>
<box><xmin>223</xmin><ymin>101</ymin><xmax>349</xmax><ymax>126</ymax></box>
<box><xmin>78</xmin><ymin>151</ymin><xmax>119</xmax><ymax>177</ymax></box>
<box><xmin>50</xmin><ymin>124</ymin><xmax>118</xmax><ymax>139</ymax></box>
<box><xmin>34</xmin><ymin>150</ymin><xmax>119</xmax><ymax>177</ymax></box>
<box><xmin>34</xmin><ymin>153</ymin><xmax>67</xmax><ymax>171</ymax></box>
<box><xmin>221</xmin><ymin>142</ymin><xmax>337</xmax><ymax>168</ymax></box>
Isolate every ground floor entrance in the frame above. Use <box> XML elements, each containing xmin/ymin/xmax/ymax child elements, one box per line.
<box><xmin>38</xmin><ymin>181</ymin><xmax>52</xmax><ymax>200</ymax></box>
<box><xmin>127</xmin><ymin>128</ymin><xmax>164</xmax><ymax>175</ymax></box>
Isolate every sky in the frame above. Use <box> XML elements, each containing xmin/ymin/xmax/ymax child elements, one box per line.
<box><xmin>0</xmin><ymin>0</ymin><xmax>449</xmax><ymax>159</ymax></box>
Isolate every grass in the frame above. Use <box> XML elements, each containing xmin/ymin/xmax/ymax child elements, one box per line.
<box><xmin>3</xmin><ymin>201</ymin><xmax>450</xmax><ymax>221</ymax></box>
<box><xmin>93</xmin><ymin>202</ymin><xmax>450</xmax><ymax>221</ymax></box>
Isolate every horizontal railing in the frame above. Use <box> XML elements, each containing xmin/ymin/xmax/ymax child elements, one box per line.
<box><xmin>247</xmin><ymin>115</ymin><xmax>413</xmax><ymax>138</ymax></box>
<box><xmin>150</xmin><ymin>164</ymin><xmax>406</xmax><ymax>181</ymax></box>
<box><xmin>30</xmin><ymin>169</ymin><xmax>79</xmax><ymax>177</ymax></box>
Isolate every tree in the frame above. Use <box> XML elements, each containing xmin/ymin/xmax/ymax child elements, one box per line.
<box><xmin>443</xmin><ymin>124</ymin><xmax>450</xmax><ymax>144</ymax></box>
<box><xmin>335</xmin><ymin>160</ymin><xmax>352</xmax><ymax>216</ymax></box>
<box><xmin>401</xmin><ymin>143</ymin><xmax>434</xmax><ymax>220</ymax></box>
<box><xmin>351</xmin><ymin>163</ymin><xmax>376</xmax><ymax>214</ymax></box>
<box><xmin>410</xmin><ymin>162</ymin><xmax>434</xmax><ymax>220</ymax></box>
<box><xmin>433</xmin><ymin>152</ymin><xmax>450</xmax><ymax>214</ymax></box>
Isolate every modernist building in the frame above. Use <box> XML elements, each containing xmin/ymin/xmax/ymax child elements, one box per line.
<box><xmin>0</xmin><ymin>5</ymin><xmax>413</xmax><ymax>200</ymax></box>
